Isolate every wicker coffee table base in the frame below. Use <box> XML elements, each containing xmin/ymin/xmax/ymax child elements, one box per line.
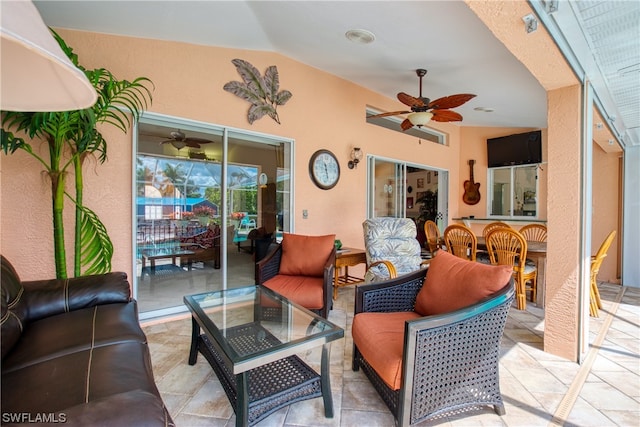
<box><xmin>193</xmin><ymin>326</ymin><xmax>325</xmax><ymax>426</ymax></box>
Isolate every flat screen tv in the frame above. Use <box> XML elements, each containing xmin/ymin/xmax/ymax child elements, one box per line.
<box><xmin>487</xmin><ymin>130</ymin><xmax>542</xmax><ymax>168</ymax></box>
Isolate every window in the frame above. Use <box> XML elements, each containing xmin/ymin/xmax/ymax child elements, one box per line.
<box><xmin>488</xmin><ymin>165</ymin><xmax>538</xmax><ymax>218</ymax></box>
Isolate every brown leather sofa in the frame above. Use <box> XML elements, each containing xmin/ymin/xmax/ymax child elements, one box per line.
<box><xmin>1</xmin><ymin>256</ymin><xmax>174</xmax><ymax>426</ymax></box>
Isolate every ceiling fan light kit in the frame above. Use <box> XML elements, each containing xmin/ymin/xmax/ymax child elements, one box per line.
<box><xmin>170</xmin><ymin>140</ymin><xmax>187</xmax><ymax>150</ymax></box>
<box><xmin>368</xmin><ymin>68</ymin><xmax>476</xmax><ymax>131</ymax></box>
<box><xmin>408</xmin><ymin>111</ymin><xmax>433</xmax><ymax>127</ymax></box>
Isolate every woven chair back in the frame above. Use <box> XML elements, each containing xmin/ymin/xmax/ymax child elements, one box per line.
<box><xmin>424</xmin><ymin>220</ymin><xmax>441</xmax><ymax>253</ymax></box>
<box><xmin>443</xmin><ymin>224</ymin><xmax>477</xmax><ymax>261</ymax></box>
<box><xmin>482</xmin><ymin>221</ymin><xmax>511</xmax><ymax>240</ymax></box>
<box><xmin>485</xmin><ymin>227</ymin><xmax>527</xmax><ymax>271</ymax></box>
<box><xmin>591</xmin><ymin>230</ymin><xmax>616</xmax><ymax>277</ymax></box>
<box><xmin>519</xmin><ymin>223</ymin><xmax>547</xmax><ymax>242</ymax></box>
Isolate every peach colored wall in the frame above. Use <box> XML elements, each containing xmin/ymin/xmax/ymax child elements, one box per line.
<box><xmin>457</xmin><ymin>126</ymin><xmax>548</xmax><ymax>235</ymax></box>
<box><xmin>592</xmin><ymin>142</ymin><xmax>621</xmax><ymax>283</ymax></box>
<box><xmin>545</xmin><ymin>85</ymin><xmax>583</xmax><ymax>361</ymax></box>
<box><xmin>0</xmin><ymin>29</ymin><xmax>463</xmax><ymax>281</ymax></box>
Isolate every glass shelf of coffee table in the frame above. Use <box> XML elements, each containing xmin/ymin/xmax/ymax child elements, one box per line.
<box><xmin>184</xmin><ymin>285</ymin><xmax>344</xmax><ymax>426</ymax></box>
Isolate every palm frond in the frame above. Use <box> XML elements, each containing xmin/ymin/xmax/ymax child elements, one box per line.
<box><xmin>1</xmin><ymin>129</ymin><xmax>29</xmax><ymax>154</ymax></box>
<box><xmin>77</xmin><ymin>204</ymin><xmax>113</xmax><ymax>275</ymax></box>
<box><xmin>50</xmin><ymin>28</ymin><xmax>85</xmax><ymax>71</ymax></box>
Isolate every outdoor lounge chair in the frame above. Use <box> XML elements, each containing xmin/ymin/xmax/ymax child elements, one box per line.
<box><xmin>352</xmin><ymin>250</ymin><xmax>514</xmax><ymax>426</ymax></box>
<box><xmin>255</xmin><ymin>233</ymin><xmax>336</xmax><ymax>318</ymax></box>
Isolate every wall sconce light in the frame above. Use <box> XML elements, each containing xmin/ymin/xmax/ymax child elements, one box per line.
<box><xmin>348</xmin><ymin>147</ymin><xmax>363</xmax><ymax>169</ymax></box>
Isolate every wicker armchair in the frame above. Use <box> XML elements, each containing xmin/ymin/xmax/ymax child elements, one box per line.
<box><xmin>255</xmin><ymin>233</ymin><xmax>335</xmax><ymax>318</ymax></box>
<box><xmin>352</xmin><ymin>251</ymin><xmax>514</xmax><ymax>426</ymax></box>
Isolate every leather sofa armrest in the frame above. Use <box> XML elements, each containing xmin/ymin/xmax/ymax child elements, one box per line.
<box><xmin>22</xmin><ymin>272</ymin><xmax>131</xmax><ymax>322</ymax></box>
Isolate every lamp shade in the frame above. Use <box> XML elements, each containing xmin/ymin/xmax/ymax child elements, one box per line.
<box><xmin>0</xmin><ymin>0</ymin><xmax>97</xmax><ymax>111</ymax></box>
<box><xmin>407</xmin><ymin>111</ymin><xmax>433</xmax><ymax>127</ymax></box>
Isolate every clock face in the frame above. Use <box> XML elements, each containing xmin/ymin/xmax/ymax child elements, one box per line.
<box><xmin>309</xmin><ymin>149</ymin><xmax>340</xmax><ymax>190</ymax></box>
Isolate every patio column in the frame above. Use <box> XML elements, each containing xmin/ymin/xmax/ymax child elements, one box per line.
<box><xmin>545</xmin><ymin>84</ymin><xmax>583</xmax><ymax>360</ymax></box>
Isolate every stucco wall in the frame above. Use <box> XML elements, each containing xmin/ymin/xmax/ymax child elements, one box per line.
<box><xmin>592</xmin><ymin>142</ymin><xmax>621</xmax><ymax>283</ymax></box>
<box><xmin>545</xmin><ymin>85</ymin><xmax>583</xmax><ymax>360</ymax></box>
<box><xmin>0</xmin><ymin>29</ymin><xmax>463</xmax><ymax>281</ymax></box>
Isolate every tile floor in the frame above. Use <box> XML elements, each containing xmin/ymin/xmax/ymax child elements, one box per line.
<box><xmin>142</xmin><ymin>282</ymin><xmax>639</xmax><ymax>426</ymax></box>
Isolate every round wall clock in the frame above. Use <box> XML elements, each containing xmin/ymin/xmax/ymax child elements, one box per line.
<box><xmin>309</xmin><ymin>149</ymin><xmax>340</xmax><ymax>190</ymax></box>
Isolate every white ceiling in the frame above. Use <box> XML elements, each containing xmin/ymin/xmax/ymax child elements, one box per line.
<box><xmin>33</xmin><ymin>1</ymin><xmax>638</xmax><ymax>145</ymax></box>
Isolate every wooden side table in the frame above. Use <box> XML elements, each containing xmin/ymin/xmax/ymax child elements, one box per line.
<box><xmin>334</xmin><ymin>247</ymin><xmax>367</xmax><ymax>299</ymax></box>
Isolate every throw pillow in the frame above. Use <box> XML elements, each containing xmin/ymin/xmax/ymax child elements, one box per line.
<box><xmin>414</xmin><ymin>250</ymin><xmax>513</xmax><ymax>316</ymax></box>
<box><xmin>279</xmin><ymin>233</ymin><xmax>335</xmax><ymax>276</ymax></box>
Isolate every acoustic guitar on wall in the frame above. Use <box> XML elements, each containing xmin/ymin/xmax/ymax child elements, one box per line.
<box><xmin>463</xmin><ymin>159</ymin><xmax>481</xmax><ymax>205</ymax></box>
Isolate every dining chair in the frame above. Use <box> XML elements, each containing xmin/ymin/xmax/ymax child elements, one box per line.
<box><xmin>482</xmin><ymin>221</ymin><xmax>512</xmax><ymax>239</ymax></box>
<box><xmin>423</xmin><ymin>220</ymin><xmax>441</xmax><ymax>256</ymax></box>
<box><xmin>477</xmin><ymin>221</ymin><xmax>512</xmax><ymax>263</ymax></box>
<box><xmin>443</xmin><ymin>224</ymin><xmax>477</xmax><ymax>261</ymax></box>
<box><xmin>590</xmin><ymin>230</ymin><xmax>616</xmax><ymax>317</ymax></box>
<box><xmin>519</xmin><ymin>223</ymin><xmax>547</xmax><ymax>242</ymax></box>
<box><xmin>485</xmin><ymin>227</ymin><xmax>536</xmax><ymax>310</ymax></box>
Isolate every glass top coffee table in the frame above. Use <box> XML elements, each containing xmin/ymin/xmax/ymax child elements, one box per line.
<box><xmin>184</xmin><ymin>285</ymin><xmax>344</xmax><ymax>426</ymax></box>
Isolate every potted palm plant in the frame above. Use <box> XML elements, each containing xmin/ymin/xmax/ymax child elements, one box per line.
<box><xmin>1</xmin><ymin>29</ymin><xmax>153</xmax><ymax>279</ymax></box>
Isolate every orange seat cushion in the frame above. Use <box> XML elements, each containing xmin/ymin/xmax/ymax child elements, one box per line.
<box><xmin>414</xmin><ymin>250</ymin><xmax>513</xmax><ymax>316</ymax></box>
<box><xmin>279</xmin><ymin>233</ymin><xmax>335</xmax><ymax>276</ymax></box>
<box><xmin>262</xmin><ymin>275</ymin><xmax>324</xmax><ymax>310</ymax></box>
<box><xmin>352</xmin><ymin>311</ymin><xmax>421</xmax><ymax>390</ymax></box>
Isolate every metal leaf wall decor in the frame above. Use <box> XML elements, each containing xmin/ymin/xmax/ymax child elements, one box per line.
<box><xmin>223</xmin><ymin>59</ymin><xmax>293</xmax><ymax>125</ymax></box>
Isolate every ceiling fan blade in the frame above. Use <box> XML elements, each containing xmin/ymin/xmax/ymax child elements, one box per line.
<box><xmin>431</xmin><ymin>109</ymin><xmax>463</xmax><ymax>122</ymax></box>
<box><xmin>400</xmin><ymin>119</ymin><xmax>414</xmax><ymax>131</ymax></box>
<box><xmin>185</xmin><ymin>141</ymin><xmax>202</xmax><ymax>148</ymax></box>
<box><xmin>184</xmin><ymin>137</ymin><xmax>213</xmax><ymax>144</ymax></box>
<box><xmin>397</xmin><ymin>92</ymin><xmax>425</xmax><ymax>108</ymax></box>
<box><xmin>428</xmin><ymin>94</ymin><xmax>476</xmax><ymax>110</ymax></box>
<box><xmin>368</xmin><ymin>110</ymin><xmax>412</xmax><ymax>119</ymax></box>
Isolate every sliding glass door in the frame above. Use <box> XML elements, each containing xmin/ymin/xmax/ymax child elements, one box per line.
<box><xmin>367</xmin><ymin>156</ymin><xmax>448</xmax><ymax>247</ymax></box>
<box><xmin>134</xmin><ymin>114</ymin><xmax>292</xmax><ymax>319</ymax></box>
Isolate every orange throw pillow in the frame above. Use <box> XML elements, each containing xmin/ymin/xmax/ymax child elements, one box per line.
<box><xmin>279</xmin><ymin>233</ymin><xmax>335</xmax><ymax>276</ymax></box>
<box><xmin>414</xmin><ymin>250</ymin><xmax>513</xmax><ymax>316</ymax></box>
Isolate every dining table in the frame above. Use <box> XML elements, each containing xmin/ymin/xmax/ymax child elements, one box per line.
<box><xmin>476</xmin><ymin>236</ymin><xmax>547</xmax><ymax>308</ymax></box>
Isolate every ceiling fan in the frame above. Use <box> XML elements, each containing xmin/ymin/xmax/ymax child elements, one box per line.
<box><xmin>159</xmin><ymin>130</ymin><xmax>213</xmax><ymax>149</ymax></box>
<box><xmin>368</xmin><ymin>69</ymin><xmax>476</xmax><ymax>131</ymax></box>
